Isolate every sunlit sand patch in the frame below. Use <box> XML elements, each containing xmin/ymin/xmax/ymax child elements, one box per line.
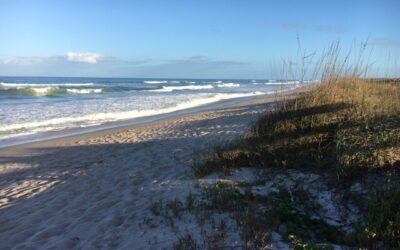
<box><xmin>0</xmin><ymin>167</ymin><xmax>61</xmax><ymax>208</ymax></box>
<box><xmin>0</xmin><ymin>163</ymin><xmax>34</xmax><ymax>174</ymax></box>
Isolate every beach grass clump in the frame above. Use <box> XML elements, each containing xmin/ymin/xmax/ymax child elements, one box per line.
<box><xmin>201</xmin><ymin>180</ymin><xmax>347</xmax><ymax>247</ymax></box>
<box><xmin>263</xmin><ymin>187</ymin><xmax>346</xmax><ymax>246</ymax></box>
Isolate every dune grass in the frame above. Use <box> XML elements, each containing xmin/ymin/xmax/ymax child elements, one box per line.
<box><xmin>194</xmin><ymin>78</ymin><xmax>400</xmax><ymax>248</ymax></box>
<box><xmin>192</xmin><ymin>40</ymin><xmax>400</xmax><ymax>247</ymax></box>
<box><xmin>194</xmin><ymin>78</ymin><xmax>400</xmax><ymax>180</ymax></box>
<box><xmin>352</xmin><ymin>186</ymin><xmax>400</xmax><ymax>248</ymax></box>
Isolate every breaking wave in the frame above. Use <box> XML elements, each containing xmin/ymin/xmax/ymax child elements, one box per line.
<box><xmin>143</xmin><ymin>80</ymin><xmax>169</xmax><ymax>84</ymax></box>
<box><xmin>0</xmin><ymin>87</ymin><xmax>66</xmax><ymax>96</ymax></box>
<box><xmin>66</xmin><ymin>89</ymin><xmax>103</xmax><ymax>94</ymax></box>
<box><xmin>149</xmin><ymin>84</ymin><xmax>214</xmax><ymax>92</ymax></box>
<box><xmin>217</xmin><ymin>83</ymin><xmax>240</xmax><ymax>88</ymax></box>
<box><xmin>264</xmin><ymin>80</ymin><xmax>301</xmax><ymax>85</ymax></box>
<box><xmin>147</xmin><ymin>83</ymin><xmax>241</xmax><ymax>92</ymax></box>
<box><xmin>0</xmin><ymin>86</ymin><xmax>103</xmax><ymax>96</ymax></box>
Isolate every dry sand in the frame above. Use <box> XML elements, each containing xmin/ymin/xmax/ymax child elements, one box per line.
<box><xmin>0</xmin><ymin>91</ymin><xmax>303</xmax><ymax>249</ymax></box>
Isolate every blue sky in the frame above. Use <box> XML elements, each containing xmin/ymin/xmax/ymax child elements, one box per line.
<box><xmin>0</xmin><ymin>0</ymin><xmax>399</xmax><ymax>78</ymax></box>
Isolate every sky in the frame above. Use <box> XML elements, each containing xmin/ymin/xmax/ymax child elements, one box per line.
<box><xmin>0</xmin><ymin>0</ymin><xmax>399</xmax><ymax>79</ymax></box>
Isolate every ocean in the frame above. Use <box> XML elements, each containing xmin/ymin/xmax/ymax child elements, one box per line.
<box><xmin>0</xmin><ymin>76</ymin><xmax>303</xmax><ymax>146</ymax></box>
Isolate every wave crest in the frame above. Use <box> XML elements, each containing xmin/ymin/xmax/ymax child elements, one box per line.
<box><xmin>11</xmin><ymin>87</ymin><xmax>66</xmax><ymax>96</ymax></box>
<box><xmin>67</xmin><ymin>88</ymin><xmax>103</xmax><ymax>94</ymax></box>
<box><xmin>217</xmin><ymin>83</ymin><xmax>240</xmax><ymax>88</ymax></box>
<box><xmin>143</xmin><ymin>80</ymin><xmax>168</xmax><ymax>84</ymax></box>
<box><xmin>0</xmin><ymin>86</ymin><xmax>103</xmax><ymax>96</ymax></box>
<box><xmin>149</xmin><ymin>84</ymin><xmax>214</xmax><ymax>92</ymax></box>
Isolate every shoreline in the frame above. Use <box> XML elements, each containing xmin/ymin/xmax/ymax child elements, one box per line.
<box><xmin>0</xmin><ymin>93</ymin><xmax>261</xmax><ymax>149</ymax></box>
<box><xmin>0</xmin><ymin>85</ymin><xmax>308</xmax><ymax>155</ymax></box>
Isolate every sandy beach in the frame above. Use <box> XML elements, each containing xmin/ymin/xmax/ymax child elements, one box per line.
<box><xmin>0</xmin><ymin>91</ymin><xmax>301</xmax><ymax>249</ymax></box>
<box><xmin>2</xmin><ymin>1</ymin><xmax>398</xmax><ymax>248</ymax></box>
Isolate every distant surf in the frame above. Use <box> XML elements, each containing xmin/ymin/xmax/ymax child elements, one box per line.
<box><xmin>0</xmin><ymin>82</ymin><xmax>95</xmax><ymax>87</ymax></box>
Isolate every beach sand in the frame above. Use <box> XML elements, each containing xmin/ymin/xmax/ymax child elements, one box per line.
<box><xmin>0</xmin><ymin>91</ymin><xmax>303</xmax><ymax>249</ymax></box>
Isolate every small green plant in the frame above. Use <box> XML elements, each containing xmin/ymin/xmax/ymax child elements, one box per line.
<box><xmin>265</xmin><ymin>190</ymin><xmax>346</xmax><ymax>245</ymax></box>
<box><xmin>351</xmin><ymin>186</ymin><xmax>400</xmax><ymax>248</ymax></box>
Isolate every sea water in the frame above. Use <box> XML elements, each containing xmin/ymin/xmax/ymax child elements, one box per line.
<box><xmin>0</xmin><ymin>76</ymin><xmax>304</xmax><ymax>146</ymax></box>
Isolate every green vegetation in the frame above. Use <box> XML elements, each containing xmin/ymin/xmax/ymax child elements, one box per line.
<box><xmin>195</xmin><ymin>79</ymin><xmax>400</xmax><ymax>180</ymax></box>
<box><xmin>351</xmin><ymin>186</ymin><xmax>400</xmax><ymax>248</ymax></box>
<box><xmin>265</xmin><ymin>190</ymin><xmax>345</xmax><ymax>244</ymax></box>
<box><xmin>194</xmin><ymin>77</ymin><xmax>400</xmax><ymax>247</ymax></box>
<box><xmin>190</xmin><ymin>40</ymin><xmax>400</xmax><ymax>247</ymax></box>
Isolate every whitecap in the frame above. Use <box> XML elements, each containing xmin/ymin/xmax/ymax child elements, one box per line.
<box><xmin>143</xmin><ymin>80</ymin><xmax>168</xmax><ymax>84</ymax></box>
<box><xmin>149</xmin><ymin>85</ymin><xmax>214</xmax><ymax>92</ymax></box>
<box><xmin>265</xmin><ymin>81</ymin><xmax>300</xmax><ymax>85</ymax></box>
<box><xmin>217</xmin><ymin>83</ymin><xmax>240</xmax><ymax>88</ymax></box>
<box><xmin>66</xmin><ymin>88</ymin><xmax>103</xmax><ymax>94</ymax></box>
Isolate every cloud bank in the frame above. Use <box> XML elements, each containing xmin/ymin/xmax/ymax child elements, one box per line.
<box><xmin>66</xmin><ymin>52</ymin><xmax>102</xmax><ymax>64</ymax></box>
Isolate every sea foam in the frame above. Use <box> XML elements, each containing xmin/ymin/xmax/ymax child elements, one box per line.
<box><xmin>217</xmin><ymin>83</ymin><xmax>240</xmax><ymax>88</ymax></box>
<box><xmin>143</xmin><ymin>80</ymin><xmax>168</xmax><ymax>84</ymax></box>
<box><xmin>66</xmin><ymin>88</ymin><xmax>103</xmax><ymax>94</ymax></box>
<box><xmin>149</xmin><ymin>85</ymin><xmax>214</xmax><ymax>92</ymax></box>
<box><xmin>0</xmin><ymin>92</ymin><xmax>264</xmax><ymax>135</ymax></box>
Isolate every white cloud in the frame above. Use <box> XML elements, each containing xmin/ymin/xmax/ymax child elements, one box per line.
<box><xmin>66</xmin><ymin>52</ymin><xmax>102</xmax><ymax>64</ymax></box>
